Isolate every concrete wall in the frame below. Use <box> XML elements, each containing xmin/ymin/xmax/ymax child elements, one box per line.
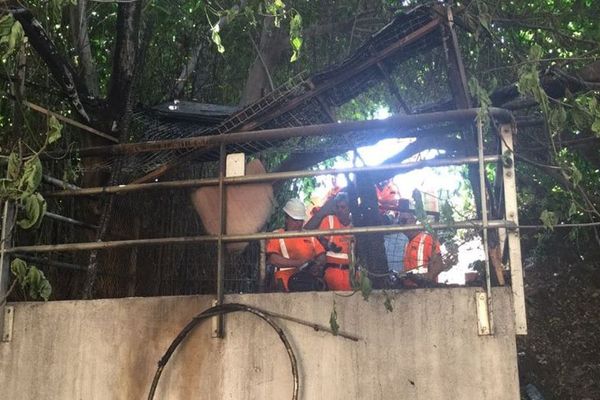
<box><xmin>0</xmin><ymin>288</ymin><xmax>520</xmax><ymax>400</ymax></box>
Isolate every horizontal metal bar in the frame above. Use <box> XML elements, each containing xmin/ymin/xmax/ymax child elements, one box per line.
<box><xmin>44</xmin><ymin>211</ymin><xmax>99</xmax><ymax>230</ymax></box>
<box><xmin>24</xmin><ymin>101</ymin><xmax>119</xmax><ymax>143</ymax></box>
<box><xmin>46</xmin><ymin>155</ymin><xmax>501</xmax><ymax>197</ymax></box>
<box><xmin>3</xmin><ymin>219</ymin><xmax>516</xmax><ymax>254</ymax></box>
<box><xmin>42</xmin><ymin>175</ymin><xmax>81</xmax><ymax>191</ymax></box>
<box><xmin>68</xmin><ymin>107</ymin><xmax>513</xmax><ymax>158</ymax></box>
<box><xmin>12</xmin><ymin>253</ymin><xmax>87</xmax><ymax>271</ymax></box>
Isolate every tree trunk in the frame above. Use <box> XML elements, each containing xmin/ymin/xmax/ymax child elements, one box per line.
<box><xmin>69</xmin><ymin>0</ymin><xmax>100</xmax><ymax>98</ymax></box>
<box><xmin>240</xmin><ymin>17</ymin><xmax>289</xmax><ymax>106</ymax></box>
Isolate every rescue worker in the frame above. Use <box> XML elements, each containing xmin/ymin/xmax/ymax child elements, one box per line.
<box><xmin>383</xmin><ymin>201</ymin><xmax>411</xmax><ymax>274</ymax></box>
<box><xmin>400</xmin><ymin>210</ymin><xmax>444</xmax><ymax>281</ymax></box>
<box><xmin>318</xmin><ymin>193</ymin><xmax>355</xmax><ymax>291</ymax></box>
<box><xmin>266</xmin><ymin>198</ymin><xmax>326</xmax><ymax>291</ymax></box>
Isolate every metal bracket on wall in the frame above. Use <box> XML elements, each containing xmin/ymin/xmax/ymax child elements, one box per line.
<box><xmin>2</xmin><ymin>306</ymin><xmax>14</xmax><ymax>342</ymax></box>
<box><xmin>211</xmin><ymin>299</ymin><xmax>220</xmax><ymax>338</ymax></box>
<box><xmin>476</xmin><ymin>292</ymin><xmax>492</xmax><ymax>336</ymax></box>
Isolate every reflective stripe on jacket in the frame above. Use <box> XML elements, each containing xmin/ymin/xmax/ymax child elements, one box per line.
<box><xmin>403</xmin><ymin>232</ymin><xmax>440</xmax><ymax>273</ymax></box>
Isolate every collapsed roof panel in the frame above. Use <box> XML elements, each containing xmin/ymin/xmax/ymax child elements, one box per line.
<box><xmin>119</xmin><ymin>5</ymin><xmax>447</xmax><ymax>182</ymax></box>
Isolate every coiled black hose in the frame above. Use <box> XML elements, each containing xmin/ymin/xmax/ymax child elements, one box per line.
<box><xmin>147</xmin><ymin>303</ymin><xmax>299</xmax><ymax>400</ymax></box>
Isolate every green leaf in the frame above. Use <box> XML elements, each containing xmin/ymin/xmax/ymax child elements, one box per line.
<box><xmin>47</xmin><ymin>115</ymin><xmax>62</xmax><ymax>144</ymax></box>
<box><xmin>540</xmin><ymin>210</ymin><xmax>558</xmax><ymax>231</ymax></box>
<box><xmin>19</xmin><ymin>157</ymin><xmax>43</xmax><ymax>195</ymax></box>
<box><xmin>529</xmin><ymin>44</ymin><xmax>544</xmax><ymax>61</ymax></box>
<box><xmin>329</xmin><ymin>301</ymin><xmax>339</xmax><ymax>336</ymax></box>
<box><xmin>211</xmin><ymin>24</ymin><xmax>225</xmax><ymax>53</ymax></box>
<box><xmin>0</xmin><ymin>15</ymin><xmax>13</xmax><ymax>38</ymax></box>
<box><xmin>359</xmin><ymin>270</ymin><xmax>372</xmax><ymax>301</ymax></box>
<box><xmin>568</xmin><ymin>202</ymin><xmax>578</xmax><ymax>218</ymax></box>
<box><xmin>10</xmin><ymin>258</ymin><xmax>28</xmax><ymax>285</ymax></box>
<box><xmin>7</xmin><ymin>152</ymin><xmax>20</xmax><ymax>180</ymax></box>
<box><xmin>549</xmin><ymin>106</ymin><xmax>567</xmax><ymax>131</ymax></box>
<box><xmin>17</xmin><ymin>193</ymin><xmax>46</xmax><ymax>230</ymax></box>
<box><xmin>2</xmin><ymin>20</ymin><xmax>23</xmax><ymax>59</ymax></box>
<box><xmin>591</xmin><ymin>118</ymin><xmax>600</xmax><ymax>136</ymax></box>
<box><xmin>26</xmin><ymin>266</ymin><xmax>51</xmax><ymax>301</ymax></box>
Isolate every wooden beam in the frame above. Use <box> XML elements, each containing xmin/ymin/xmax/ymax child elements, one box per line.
<box><xmin>500</xmin><ymin>124</ymin><xmax>527</xmax><ymax>335</ymax></box>
<box><xmin>24</xmin><ymin>101</ymin><xmax>118</xmax><ymax>143</ymax></box>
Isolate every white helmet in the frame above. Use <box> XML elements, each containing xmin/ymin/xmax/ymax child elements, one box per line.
<box><xmin>283</xmin><ymin>198</ymin><xmax>306</xmax><ymax>220</ymax></box>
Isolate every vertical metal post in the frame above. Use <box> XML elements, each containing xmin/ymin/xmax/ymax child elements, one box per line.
<box><xmin>0</xmin><ymin>201</ymin><xmax>16</xmax><ymax>341</ymax></box>
<box><xmin>477</xmin><ymin>118</ymin><xmax>494</xmax><ymax>334</ymax></box>
<box><xmin>259</xmin><ymin>240</ymin><xmax>266</xmax><ymax>292</ymax></box>
<box><xmin>500</xmin><ymin>124</ymin><xmax>527</xmax><ymax>335</ymax></box>
<box><xmin>215</xmin><ymin>142</ymin><xmax>226</xmax><ymax>338</ymax></box>
<box><xmin>127</xmin><ymin>216</ymin><xmax>141</xmax><ymax>297</ymax></box>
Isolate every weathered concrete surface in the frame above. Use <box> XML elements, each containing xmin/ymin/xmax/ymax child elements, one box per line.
<box><xmin>0</xmin><ymin>288</ymin><xmax>520</xmax><ymax>399</ymax></box>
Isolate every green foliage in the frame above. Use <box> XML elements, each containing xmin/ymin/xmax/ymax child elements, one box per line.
<box><xmin>0</xmin><ymin>16</ymin><xmax>24</xmax><ymax>60</ymax></box>
<box><xmin>0</xmin><ymin>116</ymin><xmax>63</xmax><ymax>230</ymax></box>
<box><xmin>358</xmin><ymin>270</ymin><xmax>372</xmax><ymax>301</ymax></box>
<box><xmin>210</xmin><ymin>24</ymin><xmax>225</xmax><ymax>54</ymax></box>
<box><xmin>289</xmin><ymin>12</ymin><xmax>303</xmax><ymax>62</ymax></box>
<box><xmin>540</xmin><ymin>209</ymin><xmax>558</xmax><ymax>231</ymax></box>
<box><xmin>47</xmin><ymin>115</ymin><xmax>62</xmax><ymax>144</ymax></box>
<box><xmin>10</xmin><ymin>258</ymin><xmax>52</xmax><ymax>301</ymax></box>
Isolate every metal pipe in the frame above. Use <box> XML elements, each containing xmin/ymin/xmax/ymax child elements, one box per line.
<box><xmin>0</xmin><ymin>200</ymin><xmax>16</xmax><ymax>340</ymax></box>
<box><xmin>2</xmin><ymin>219</ymin><xmax>516</xmax><ymax>254</ymax></box>
<box><xmin>68</xmin><ymin>108</ymin><xmax>513</xmax><ymax>158</ymax></box>
<box><xmin>42</xmin><ymin>174</ymin><xmax>81</xmax><ymax>191</ymax></box>
<box><xmin>477</xmin><ymin>117</ymin><xmax>494</xmax><ymax>334</ymax></box>
<box><xmin>216</xmin><ymin>143</ymin><xmax>226</xmax><ymax>337</ymax></box>
<box><xmin>45</xmin><ymin>155</ymin><xmax>501</xmax><ymax>197</ymax></box>
<box><xmin>24</xmin><ymin>101</ymin><xmax>118</xmax><ymax>143</ymax></box>
<box><xmin>44</xmin><ymin>211</ymin><xmax>99</xmax><ymax>230</ymax></box>
<box><xmin>12</xmin><ymin>253</ymin><xmax>87</xmax><ymax>271</ymax></box>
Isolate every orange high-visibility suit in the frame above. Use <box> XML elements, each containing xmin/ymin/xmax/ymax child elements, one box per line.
<box><xmin>403</xmin><ymin>232</ymin><xmax>441</xmax><ymax>274</ymax></box>
<box><xmin>266</xmin><ymin>230</ymin><xmax>325</xmax><ymax>291</ymax></box>
<box><xmin>319</xmin><ymin>215</ymin><xmax>354</xmax><ymax>291</ymax></box>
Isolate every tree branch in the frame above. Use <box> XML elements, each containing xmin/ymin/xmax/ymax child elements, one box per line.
<box><xmin>11</xmin><ymin>6</ymin><xmax>91</xmax><ymax>122</ymax></box>
<box><xmin>107</xmin><ymin>0</ymin><xmax>142</xmax><ymax>130</ymax></box>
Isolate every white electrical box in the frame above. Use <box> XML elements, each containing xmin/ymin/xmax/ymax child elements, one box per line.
<box><xmin>226</xmin><ymin>153</ymin><xmax>245</xmax><ymax>177</ymax></box>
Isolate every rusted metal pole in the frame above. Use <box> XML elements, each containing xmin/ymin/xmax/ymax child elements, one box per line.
<box><xmin>46</xmin><ymin>155</ymin><xmax>501</xmax><ymax>197</ymax></box>
<box><xmin>0</xmin><ymin>201</ymin><xmax>16</xmax><ymax>341</ymax></box>
<box><xmin>42</xmin><ymin>174</ymin><xmax>81</xmax><ymax>191</ymax></box>
<box><xmin>3</xmin><ymin>219</ymin><xmax>516</xmax><ymax>254</ymax></box>
<box><xmin>215</xmin><ymin>143</ymin><xmax>226</xmax><ymax>338</ymax></box>
<box><xmin>67</xmin><ymin>108</ymin><xmax>513</xmax><ymax>158</ymax></box>
<box><xmin>24</xmin><ymin>101</ymin><xmax>119</xmax><ymax>143</ymax></box>
<box><xmin>12</xmin><ymin>253</ymin><xmax>87</xmax><ymax>271</ymax></box>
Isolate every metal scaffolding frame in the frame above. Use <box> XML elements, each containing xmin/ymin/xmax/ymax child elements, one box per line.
<box><xmin>0</xmin><ymin>107</ymin><xmax>527</xmax><ymax>339</ymax></box>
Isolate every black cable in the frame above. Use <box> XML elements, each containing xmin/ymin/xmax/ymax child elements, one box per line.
<box><xmin>147</xmin><ymin>303</ymin><xmax>299</xmax><ymax>400</ymax></box>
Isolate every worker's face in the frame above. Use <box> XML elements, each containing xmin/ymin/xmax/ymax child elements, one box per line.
<box><xmin>397</xmin><ymin>212</ymin><xmax>416</xmax><ymax>226</ymax></box>
<box><xmin>397</xmin><ymin>212</ymin><xmax>418</xmax><ymax>237</ymax></box>
<box><xmin>285</xmin><ymin>215</ymin><xmax>304</xmax><ymax>231</ymax></box>
<box><xmin>335</xmin><ymin>201</ymin><xmax>351</xmax><ymax>225</ymax></box>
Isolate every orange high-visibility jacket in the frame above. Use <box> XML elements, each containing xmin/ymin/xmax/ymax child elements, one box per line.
<box><xmin>266</xmin><ymin>230</ymin><xmax>326</xmax><ymax>291</ymax></box>
<box><xmin>403</xmin><ymin>232</ymin><xmax>441</xmax><ymax>273</ymax></box>
<box><xmin>266</xmin><ymin>229</ymin><xmax>326</xmax><ymax>263</ymax></box>
<box><xmin>319</xmin><ymin>215</ymin><xmax>353</xmax><ymax>265</ymax></box>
